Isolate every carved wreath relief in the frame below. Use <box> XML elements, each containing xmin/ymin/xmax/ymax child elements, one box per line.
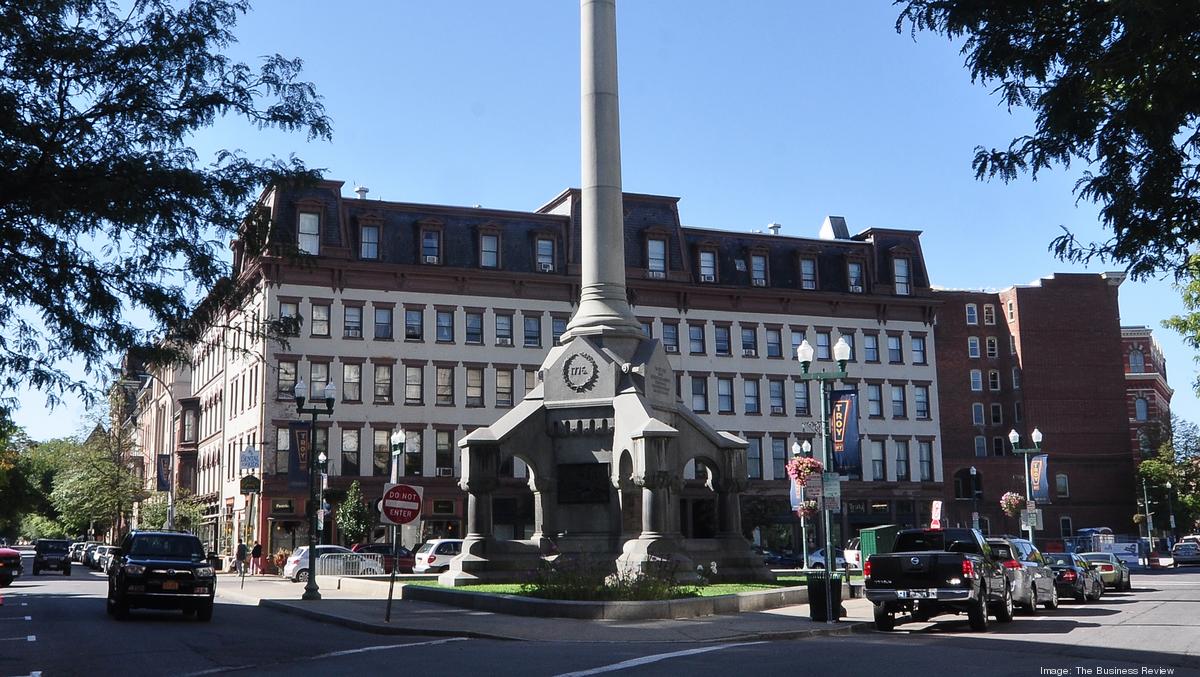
<box><xmin>562</xmin><ymin>352</ymin><xmax>599</xmax><ymax>393</ymax></box>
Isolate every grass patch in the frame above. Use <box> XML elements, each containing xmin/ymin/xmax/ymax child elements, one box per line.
<box><xmin>404</xmin><ymin>577</ymin><xmax>814</xmax><ymax>599</ymax></box>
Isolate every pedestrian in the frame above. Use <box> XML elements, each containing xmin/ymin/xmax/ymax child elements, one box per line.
<box><xmin>235</xmin><ymin>539</ymin><xmax>248</xmax><ymax>576</ymax></box>
<box><xmin>250</xmin><ymin>541</ymin><xmax>263</xmax><ymax>576</ymax></box>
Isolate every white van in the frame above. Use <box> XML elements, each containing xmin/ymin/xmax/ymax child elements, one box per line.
<box><xmin>413</xmin><ymin>539</ymin><xmax>463</xmax><ymax>573</ymax></box>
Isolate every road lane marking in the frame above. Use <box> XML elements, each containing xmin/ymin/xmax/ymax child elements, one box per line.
<box><xmin>552</xmin><ymin>642</ymin><xmax>767</xmax><ymax>677</ymax></box>
<box><xmin>0</xmin><ymin>635</ymin><xmax>34</xmax><ymax>642</ymax></box>
<box><xmin>311</xmin><ymin>637</ymin><xmax>468</xmax><ymax>660</ymax></box>
<box><xmin>0</xmin><ymin>617</ymin><xmax>30</xmax><ymax>621</ymax></box>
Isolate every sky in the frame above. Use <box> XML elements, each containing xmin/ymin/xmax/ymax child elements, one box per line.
<box><xmin>12</xmin><ymin>0</ymin><xmax>1198</xmax><ymax>439</ymax></box>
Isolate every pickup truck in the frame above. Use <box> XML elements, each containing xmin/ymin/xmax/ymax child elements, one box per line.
<box><xmin>865</xmin><ymin>527</ymin><xmax>1013</xmax><ymax>631</ymax></box>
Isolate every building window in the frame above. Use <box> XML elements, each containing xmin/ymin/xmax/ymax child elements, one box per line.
<box><xmin>974</xmin><ymin>436</ymin><xmax>987</xmax><ymax>457</ymax></box>
<box><xmin>373</xmin><ymin>429</ymin><xmax>390</xmax><ymax>477</ymax></box>
<box><xmin>436</xmin><ymin>430</ymin><xmax>454</xmax><ymax>473</ymax></box>
<box><xmin>743</xmin><ymin>379</ymin><xmax>760</xmax><ymax>414</ymax></box>
<box><xmin>969</xmin><ymin>369</ymin><xmax>983</xmax><ymax>391</ymax></box>
<box><xmin>867</xmin><ymin>384</ymin><xmax>883</xmax><ymax>417</ymax></box>
<box><xmin>278</xmin><ymin>301</ymin><xmax>299</xmax><ymax>336</ymax></box>
<box><xmin>967</xmin><ymin>336</ymin><xmax>981</xmax><ymax>358</ymax></box>
<box><xmin>663</xmin><ymin>323</ymin><xmax>679</xmax><ymax>353</ymax></box>
<box><xmin>436</xmin><ymin>366</ymin><xmax>454</xmax><ymax>406</ymax></box>
<box><xmin>741</xmin><ymin>327</ymin><xmax>757</xmax><ymax>355</ymax></box>
<box><xmin>1012</xmin><ymin>368</ymin><xmax>1022</xmax><ymax>389</ymax></box>
<box><xmin>891</xmin><ymin>385</ymin><xmax>906</xmax><ymax>417</ymax></box>
<box><xmin>751</xmin><ymin>254</ymin><xmax>767</xmax><ymax>285</ymax></box>
<box><xmin>310</xmin><ymin>303</ymin><xmax>330</xmax><ymax>337</ymax></box>
<box><xmin>765</xmin><ymin>329</ymin><xmax>782</xmax><ymax>358</ymax></box>
<box><xmin>799</xmin><ymin>257</ymin><xmax>817</xmax><ymax>290</ymax></box>
<box><xmin>183</xmin><ymin>410</ymin><xmax>196</xmax><ymax>442</ymax></box>
<box><xmin>1009</xmin><ymin>335</ymin><xmax>1017</xmax><ymax>355</ymax></box>
<box><xmin>871</xmin><ymin>440</ymin><xmax>886</xmax><ymax>480</ymax></box>
<box><xmin>310</xmin><ymin>362</ymin><xmax>329</xmax><ymax>397</ymax></box>
<box><xmin>914</xmin><ymin>385</ymin><xmax>930</xmax><ymax>419</ymax></box>
<box><xmin>373</xmin><ymin>364</ymin><xmax>392</xmax><ymax>403</ymax></box>
<box><xmin>421</xmin><ymin>229</ymin><xmax>440</xmax><ymax>263</ymax></box>
<box><xmin>495</xmin><ymin>314</ymin><xmax>514</xmax><ymax>346</ymax></box>
<box><xmin>1007</xmin><ymin>300</ymin><xmax>1015</xmax><ymax>321</ymax></box>
<box><xmin>343</xmin><ymin>363</ymin><xmax>361</xmax><ymax>401</ymax></box>
<box><xmin>794</xmin><ymin>381</ymin><xmax>810</xmax><ymax>415</ymax></box>
<box><xmin>887</xmin><ymin>335</ymin><xmax>902</xmax><ymax>363</ymax></box>
<box><xmin>436</xmin><ymin>310</ymin><xmax>454</xmax><ymax>343</ymax></box>
<box><xmin>552</xmin><ymin>317</ymin><xmax>568</xmax><ymax>345</ymax></box>
<box><xmin>717</xmin><ymin>378</ymin><xmax>734</xmax><ymax>413</ymax></box>
<box><xmin>768</xmin><ymin>380</ymin><xmax>785</xmax><ymax>414</ymax></box>
<box><xmin>746</xmin><ymin>437</ymin><xmax>762</xmax><ymax>479</ymax></box>
<box><xmin>911</xmin><ymin>336</ymin><xmax>927</xmax><ymax>365</ymax></box>
<box><xmin>496</xmin><ymin>369</ymin><xmax>514</xmax><ymax>408</ymax></box>
<box><xmin>988</xmin><ymin>370</ymin><xmax>1001</xmax><ymax>391</ymax></box>
<box><xmin>275</xmin><ymin>427</ymin><xmax>290</xmax><ymax>475</ymax></box>
<box><xmin>403</xmin><ymin>309</ymin><xmax>422</xmax><ymax>341</ymax></box>
<box><xmin>990</xmin><ymin>403</ymin><xmax>1003</xmax><ymax>425</ymax></box>
<box><xmin>647</xmin><ymin>238</ymin><xmax>667</xmax><ymax>273</ymax></box>
<box><xmin>374</xmin><ymin>307</ymin><xmax>393</xmax><ymax>339</ymax></box>
<box><xmin>771</xmin><ymin>438</ymin><xmax>788</xmax><ymax>480</ymax></box>
<box><xmin>893</xmin><ymin>257</ymin><xmax>911</xmax><ymax>295</ymax></box>
<box><xmin>466</xmin><ymin>312</ymin><xmax>483</xmax><ymax>344</ymax></box>
<box><xmin>1134</xmin><ymin>397</ymin><xmax>1149</xmax><ymax>421</ymax></box>
<box><xmin>689</xmin><ymin>324</ymin><xmax>706</xmax><ymax>354</ymax></box>
<box><xmin>640</xmin><ymin>321</ymin><xmax>652</xmax><ymax>338</ymax></box>
<box><xmin>404</xmin><ymin>366</ymin><xmax>423</xmax><ymax>404</ymax></box>
<box><xmin>840</xmin><ymin>333</ymin><xmax>856</xmax><ymax>361</ymax></box>
<box><xmin>848</xmin><ymin>261</ymin><xmax>864</xmax><ymax>291</ymax></box>
<box><xmin>466</xmin><ymin>367</ymin><xmax>484</xmax><ymax>407</ymax></box>
<box><xmin>715</xmin><ymin>326</ymin><xmax>731</xmax><ymax>356</ymax></box>
<box><xmin>966</xmin><ymin>303</ymin><xmax>978</xmax><ymax>325</ymax></box>
<box><xmin>277</xmin><ymin>361</ymin><xmax>297</xmax><ymax>398</ymax></box>
<box><xmin>298</xmin><ymin>212</ymin><xmax>320</xmax><ymax>255</ymax></box>
<box><xmin>986</xmin><ymin>337</ymin><xmax>998</xmax><ymax>358</ymax></box>
<box><xmin>864</xmin><ymin>335</ymin><xmax>879</xmax><ymax>362</ymax></box>
<box><xmin>1129</xmin><ymin>349</ymin><xmax>1145</xmax><ymax>373</ymax></box>
<box><xmin>791</xmin><ymin>330</ymin><xmax>803</xmax><ymax>360</ymax></box>
<box><xmin>480</xmin><ymin>234</ymin><xmax>500</xmax><ymax>268</ymax></box>
<box><xmin>1056</xmin><ymin>473</ymin><xmax>1070</xmax><ymax>498</ymax></box>
<box><xmin>918</xmin><ymin>441</ymin><xmax>932</xmax><ymax>481</ymax></box>
<box><xmin>699</xmin><ymin>250</ymin><xmax>717</xmax><ymax>281</ymax></box>
<box><xmin>993</xmin><ymin>436</ymin><xmax>1005</xmax><ymax>456</ymax></box>
<box><xmin>972</xmin><ymin>402</ymin><xmax>985</xmax><ymax>425</ymax></box>
<box><xmin>341</xmin><ymin>428</ymin><xmax>360</xmax><ymax>477</ymax></box>
<box><xmin>344</xmin><ymin>306</ymin><xmax>363</xmax><ymax>338</ymax></box>
<box><xmin>1060</xmin><ymin>516</ymin><xmax>1073</xmax><ymax>538</ymax></box>
<box><xmin>816</xmin><ymin>331</ymin><xmax>832</xmax><ymax>359</ymax></box>
<box><xmin>523</xmin><ymin>316</ymin><xmax>541</xmax><ymax>348</ymax></box>
<box><xmin>983</xmin><ymin>304</ymin><xmax>995</xmax><ymax>325</ymax></box>
<box><xmin>360</xmin><ymin>225</ymin><xmax>379</xmax><ymax>260</ymax></box>
<box><xmin>1014</xmin><ymin>401</ymin><xmax>1024</xmax><ymax>423</ymax></box>
<box><xmin>404</xmin><ymin>430</ymin><xmax>423</xmax><ymax>477</ymax></box>
<box><xmin>691</xmin><ymin>377</ymin><xmax>708</xmax><ymax>412</ymax></box>
<box><xmin>895</xmin><ymin>441</ymin><xmax>910</xmax><ymax>481</ymax></box>
<box><xmin>536</xmin><ymin>238</ymin><xmax>555</xmax><ymax>271</ymax></box>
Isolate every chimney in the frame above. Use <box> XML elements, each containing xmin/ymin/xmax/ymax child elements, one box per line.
<box><xmin>767</xmin><ymin>222</ymin><xmax>781</xmax><ymax>236</ymax></box>
<box><xmin>354</xmin><ymin>186</ymin><xmax>369</xmax><ymax>200</ymax></box>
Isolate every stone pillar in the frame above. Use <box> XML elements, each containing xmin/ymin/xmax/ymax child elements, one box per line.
<box><xmin>529</xmin><ymin>473</ymin><xmax>558</xmax><ymax>553</ymax></box>
<box><xmin>638</xmin><ymin>473</ymin><xmax>667</xmax><ymax>538</ymax></box>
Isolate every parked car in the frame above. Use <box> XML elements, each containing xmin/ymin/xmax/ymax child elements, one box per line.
<box><xmin>95</xmin><ymin>545</ymin><xmax>118</xmax><ymax>573</ymax></box>
<box><xmin>1171</xmin><ymin>542</ymin><xmax>1200</xmax><ymax>566</ymax></box>
<box><xmin>83</xmin><ymin>543</ymin><xmax>100</xmax><ymax>568</ymax></box>
<box><xmin>413</xmin><ymin>539</ymin><xmax>463</xmax><ymax>574</ymax></box>
<box><xmin>986</xmin><ymin>537</ymin><xmax>1055</xmax><ymax>613</ymax></box>
<box><xmin>69</xmin><ymin>542</ymin><xmax>87</xmax><ymax>562</ymax></box>
<box><xmin>1045</xmin><ymin>552</ymin><xmax>1104</xmax><ymax>602</ymax></box>
<box><xmin>107</xmin><ymin>530</ymin><xmax>216</xmax><ymax>621</ymax></box>
<box><xmin>351</xmin><ymin>543</ymin><xmax>415</xmax><ymax>574</ymax></box>
<box><xmin>283</xmin><ymin>545</ymin><xmax>353</xmax><ymax>582</ymax></box>
<box><xmin>32</xmin><ymin>539</ymin><xmax>71</xmax><ymax>576</ymax></box>
<box><xmin>866</xmin><ymin>528</ymin><xmax>1012</xmax><ymax>632</ymax></box>
<box><xmin>999</xmin><ymin>536</ymin><xmax>1060</xmax><ymax>611</ymax></box>
<box><xmin>1080</xmin><ymin>552</ymin><xmax>1132</xmax><ymax>590</ymax></box>
<box><xmin>844</xmin><ymin>537</ymin><xmax>862</xmax><ymax>570</ymax></box>
<box><xmin>807</xmin><ymin>548</ymin><xmax>847</xmax><ymax>570</ymax></box>
<box><xmin>0</xmin><ymin>545</ymin><xmax>23</xmax><ymax>587</ymax></box>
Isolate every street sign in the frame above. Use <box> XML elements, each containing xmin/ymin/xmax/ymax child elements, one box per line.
<box><xmin>804</xmin><ymin>474</ymin><xmax>823</xmax><ymax>502</ymax></box>
<box><xmin>240</xmin><ymin>475</ymin><xmax>261</xmax><ymax>495</ymax></box>
<box><xmin>239</xmin><ymin>447</ymin><xmax>261</xmax><ymax>470</ymax></box>
<box><xmin>1021</xmin><ymin>509</ymin><xmax>1043</xmax><ymax>530</ymax></box>
<box><xmin>821</xmin><ymin>472</ymin><xmax>841</xmax><ymax>511</ymax></box>
<box><xmin>380</xmin><ymin>483</ymin><xmax>424</xmax><ymax>525</ymax></box>
<box><xmin>1026</xmin><ymin>500</ymin><xmax>1036</xmax><ymax>512</ymax></box>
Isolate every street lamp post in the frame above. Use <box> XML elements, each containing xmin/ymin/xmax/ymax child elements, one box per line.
<box><xmin>1165</xmin><ymin>481</ymin><xmax>1176</xmax><ymax>546</ymax></box>
<box><xmin>1007</xmin><ymin>428</ymin><xmax>1043</xmax><ymax>544</ymax></box>
<box><xmin>791</xmin><ymin>440</ymin><xmax>810</xmax><ymax>570</ymax></box>
<box><xmin>970</xmin><ymin>466</ymin><xmax>979</xmax><ymax>531</ymax></box>
<box><xmin>294</xmin><ymin>378</ymin><xmax>336</xmax><ymax>601</ymax></box>
<box><xmin>796</xmin><ymin>336</ymin><xmax>851</xmax><ymax>624</ymax></box>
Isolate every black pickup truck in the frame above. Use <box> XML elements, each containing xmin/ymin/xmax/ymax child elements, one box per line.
<box><xmin>865</xmin><ymin>527</ymin><xmax>1013</xmax><ymax>631</ymax></box>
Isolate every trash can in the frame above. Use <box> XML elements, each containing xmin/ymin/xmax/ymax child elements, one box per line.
<box><xmin>807</xmin><ymin>571</ymin><xmax>844</xmax><ymax>621</ymax></box>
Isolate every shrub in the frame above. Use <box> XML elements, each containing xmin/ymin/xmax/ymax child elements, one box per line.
<box><xmin>520</xmin><ymin>555</ymin><xmax>698</xmax><ymax>601</ymax></box>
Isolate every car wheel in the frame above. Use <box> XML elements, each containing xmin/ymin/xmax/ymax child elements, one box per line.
<box><xmin>1043</xmin><ymin>584</ymin><xmax>1059</xmax><ymax>610</ymax></box>
<box><xmin>196</xmin><ymin>601</ymin><xmax>213</xmax><ymax>622</ymax></box>
<box><xmin>0</xmin><ymin>576</ymin><xmax>11</xmax><ymax>588</ymax></box>
<box><xmin>1124</xmin><ymin>575</ymin><xmax>1132</xmax><ymax>592</ymax></box>
<box><xmin>968</xmin><ymin>590</ymin><xmax>989</xmax><ymax>632</ymax></box>
<box><xmin>873</xmin><ymin>604</ymin><xmax>895</xmax><ymax>631</ymax></box>
<box><xmin>993</xmin><ymin>586</ymin><xmax>1014</xmax><ymax>623</ymax></box>
<box><xmin>1075</xmin><ymin>584</ymin><xmax>1087</xmax><ymax>602</ymax></box>
<box><xmin>1025</xmin><ymin>586</ymin><xmax>1039</xmax><ymax>615</ymax></box>
<box><xmin>295</xmin><ymin>569</ymin><xmax>309</xmax><ymax>583</ymax></box>
<box><xmin>63</xmin><ymin>566</ymin><xmax>71</xmax><ymax>576</ymax></box>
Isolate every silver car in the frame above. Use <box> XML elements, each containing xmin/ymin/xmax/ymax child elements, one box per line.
<box><xmin>1172</xmin><ymin>542</ymin><xmax>1200</xmax><ymax>566</ymax></box>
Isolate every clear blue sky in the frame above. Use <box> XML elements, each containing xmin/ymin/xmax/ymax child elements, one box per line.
<box><xmin>13</xmin><ymin>1</ymin><xmax>1197</xmax><ymax>439</ymax></box>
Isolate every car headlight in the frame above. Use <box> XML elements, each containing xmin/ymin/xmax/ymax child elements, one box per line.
<box><xmin>195</xmin><ymin>566</ymin><xmax>215</xmax><ymax>578</ymax></box>
<box><xmin>124</xmin><ymin>564</ymin><xmax>146</xmax><ymax>575</ymax></box>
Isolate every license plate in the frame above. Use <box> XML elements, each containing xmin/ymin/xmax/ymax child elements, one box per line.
<box><xmin>194</xmin><ymin>586</ymin><xmax>207</xmax><ymax>594</ymax></box>
<box><xmin>162</xmin><ymin>580</ymin><xmax>179</xmax><ymax>591</ymax></box>
<box><xmin>899</xmin><ymin>589</ymin><xmax>934</xmax><ymax>599</ymax></box>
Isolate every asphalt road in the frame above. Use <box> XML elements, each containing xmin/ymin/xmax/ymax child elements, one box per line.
<box><xmin>2</xmin><ymin>552</ymin><xmax>1198</xmax><ymax>677</ymax></box>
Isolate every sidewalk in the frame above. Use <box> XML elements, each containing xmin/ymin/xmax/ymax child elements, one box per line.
<box><xmin>215</xmin><ymin>574</ymin><xmax>875</xmax><ymax>643</ymax></box>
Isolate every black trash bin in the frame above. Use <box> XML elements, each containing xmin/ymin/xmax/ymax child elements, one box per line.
<box><xmin>807</xmin><ymin>571</ymin><xmax>844</xmax><ymax>621</ymax></box>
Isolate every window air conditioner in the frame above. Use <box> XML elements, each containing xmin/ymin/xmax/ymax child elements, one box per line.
<box><xmin>346</xmin><ymin>328</ymin><xmax>361</xmax><ymax>338</ymax></box>
<box><xmin>849</xmin><ymin>285</ymin><xmax>864</xmax><ymax>293</ymax></box>
<box><xmin>700</xmin><ymin>274</ymin><xmax>715</xmax><ymax>282</ymax></box>
<box><xmin>646</xmin><ymin>270</ymin><xmax>666</xmax><ymax>279</ymax></box>
<box><xmin>665</xmin><ymin>345</ymin><xmax>679</xmax><ymax>354</ymax></box>
<box><xmin>436</xmin><ymin>467</ymin><xmax>454</xmax><ymax>477</ymax></box>
<box><xmin>497</xmin><ymin>337</ymin><xmax>513</xmax><ymax>346</ymax></box>
<box><xmin>538</xmin><ymin>262</ymin><xmax>554</xmax><ymax>272</ymax></box>
<box><xmin>771</xmin><ymin>406</ymin><xmax>784</xmax><ymax>414</ymax></box>
<box><xmin>742</xmin><ymin>349</ymin><xmax>757</xmax><ymax>357</ymax></box>
<box><xmin>752</xmin><ymin>279</ymin><xmax>766</xmax><ymax>287</ymax></box>
<box><xmin>424</xmin><ymin>255</ymin><xmax>439</xmax><ymax>264</ymax></box>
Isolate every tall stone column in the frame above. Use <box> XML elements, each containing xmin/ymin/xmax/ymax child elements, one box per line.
<box><xmin>529</xmin><ymin>474</ymin><xmax>558</xmax><ymax>553</ymax></box>
<box><xmin>637</xmin><ymin>472</ymin><xmax>668</xmax><ymax>538</ymax></box>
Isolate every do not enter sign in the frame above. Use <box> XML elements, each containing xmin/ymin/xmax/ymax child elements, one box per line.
<box><xmin>380</xmin><ymin>483</ymin><xmax>423</xmax><ymax>525</ymax></box>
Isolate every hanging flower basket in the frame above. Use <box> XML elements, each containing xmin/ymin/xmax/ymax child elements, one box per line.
<box><xmin>1000</xmin><ymin>492</ymin><xmax>1024</xmax><ymax>517</ymax></box>
<box><xmin>786</xmin><ymin>456</ymin><xmax>823</xmax><ymax>484</ymax></box>
<box><xmin>796</xmin><ymin>499</ymin><xmax>819</xmax><ymax>520</ymax></box>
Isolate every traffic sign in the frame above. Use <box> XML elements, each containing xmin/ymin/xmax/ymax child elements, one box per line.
<box><xmin>821</xmin><ymin>472</ymin><xmax>841</xmax><ymax>511</ymax></box>
<box><xmin>380</xmin><ymin>483</ymin><xmax>423</xmax><ymax>525</ymax></box>
<box><xmin>804</xmin><ymin>474</ymin><xmax>823</xmax><ymax>501</ymax></box>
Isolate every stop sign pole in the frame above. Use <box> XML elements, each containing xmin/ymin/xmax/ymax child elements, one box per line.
<box><xmin>382</xmin><ymin>483</ymin><xmax>422</xmax><ymax>623</ymax></box>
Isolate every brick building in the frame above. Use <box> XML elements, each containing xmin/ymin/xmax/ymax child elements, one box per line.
<box><xmin>1121</xmin><ymin>326</ymin><xmax>1173</xmax><ymax>462</ymax></box>
<box><xmin>934</xmin><ymin>274</ymin><xmax>1138</xmax><ymax>547</ymax></box>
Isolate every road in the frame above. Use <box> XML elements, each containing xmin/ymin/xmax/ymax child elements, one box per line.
<box><xmin>2</xmin><ymin>552</ymin><xmax>1197</xmax><ymax>677</ymax></box>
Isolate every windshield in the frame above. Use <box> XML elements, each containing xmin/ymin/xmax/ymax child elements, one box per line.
<box><xmin>1081</xmin><ymin>554</ymin><xmax>1111</xmax><ymax>562</ymax></box>
<box><xmin>894</xmin><ymin>530</ymin><xmax>979</xmax><ymax>554</ymax></box>
<box><xmin>129</xmin><ymin>535</ymin><xmax>205</xmax><ymax>560</ymax></box>
<box><xmin>1047</xmin><ymin>555</ymin><xmax>1075</xmax><ymax>567</ymax></box>
<box><xmin>39</xmin><ymin>541</ymin><xmax>69</xmax><ymax>552</ymax></box>
<box><xmin>416</xmin><ymin>543</ymin><xmax>435</xmax><ymax>554</ymax></box>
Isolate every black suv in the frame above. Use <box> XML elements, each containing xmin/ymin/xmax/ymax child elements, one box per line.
<box><xmin>33</xmin><ymin>539</ymin><xmax>71</xmax><ymax>575</ymax></box>
<box><xmin>107</xmin><ymin>530</ymin><xmax>216</xmax><ymax>621</ymax></box>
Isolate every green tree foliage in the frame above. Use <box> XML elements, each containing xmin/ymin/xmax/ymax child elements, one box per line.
<box><xmin>896</xmin><ymin>1</ymin><xmax>1200</xmax><ymax>279</ymax></box>
<box><xmin>138</xmin><ymin>490</ymin><xmax>206</xmax><ymax>533</ymax></box>
<box><xmin>19</xmin><ymin>514</ymin><xmax>68</xmax><ymax>541</ymax></box>
<box><xmin>0</xmin><ymin>0</ymin><xmax>330</xmax><ymax>406</ymax></box>
<box><xmin>50</xmin><ymin>399</ymin><xmax>143</xmax><ymax>540</ymax></box>
<box><xmin>1137</xmin><ymin>415</ymin><xmax>1200</xmax><ymax>534</ymax></box>
<box><xmin>335</xmin><ymin>480</ymin><xmax>371</xmax><ymax>546</ymax></box>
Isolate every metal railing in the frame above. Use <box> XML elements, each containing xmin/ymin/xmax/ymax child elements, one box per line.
<box><xmin>314</xmin><ymin>552</ymin><xmax>386</xmax><ymax>577</ymax></box>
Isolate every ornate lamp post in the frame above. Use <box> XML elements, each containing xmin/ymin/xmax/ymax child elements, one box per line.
<box><xmin>970</xmin><ymin>466</ymin><xmax>979</xmax><ymax>531</ymax></box>
<box><xmin>294</xmin><ymin>378</ymin><xmax>336</xmax><ymax>601</ymax></box>
<box><xmin>796</xmin><ymin>336</ymin><xmax>851</xmax><ymax>624</ymax></box>
<box><xmin>1007</xmin><ymin>428</ymin><xmax>1043</xmax><ymax>543</ymax></box>
<box><xmin>791</xmin><ymin>440</ymin><xmax>810</xmax><ymax>569</ymax></box>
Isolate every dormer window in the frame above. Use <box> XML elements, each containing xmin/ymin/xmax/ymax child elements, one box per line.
<box><xmin>298</xmin><ymin>212</ymin><xmax>320</xmax><ymax>255</ymax></box>
<box><xmin>799</xmin><ymin>257</ymin><xmax>817</xmax><ymax>290</ymax></box>
<box><xmin>647</xmin><ymin>239</ymin><xmax>667</xmax><ymax>277</ymax></box>
<box><xmin>847</xmin><ymin>261</ymin><xmax>864</xmax><ymax>292</ymax></box>
<box><xmin>894</xmin><ymin>257</ymin><xmax>911</xmax><ymax>295</ymax></box>
<box><xmin>750</xmin><ymin>254</ymin><xmax>767</xmax><ymax>286</ymax></box>
<box><xmin>698</xmin><ymin>250</ymin><xmax>717</xmax><ymax>282</ymax></box>
<box><xmin>421</xmin><ymin>230</ymin><xmax>441</xmax><ymax>264</ymax></box>
<box><xmin>480</xmin><ymin>234</ymin><xmax>500</xmax><ymax>268</ymax></box>
<box><xmin>536</xmin><ymin>238</ymin><xmax>555</xmax><ymax>272</ymax></box>
<box><xmin>360</xmin><ymin>225</ymin><xmax>379</xmax><ymax>260</ymax></box>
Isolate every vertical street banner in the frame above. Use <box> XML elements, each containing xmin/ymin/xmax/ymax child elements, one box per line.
<box><xmin>288</xmin><ymin>420</ymin><xmax>312</xmax><ymax>491</ymax></box>
<box><xmin>156</xmin><ymin>454</ymin><xmax>171</xmax><ymax>491</ymax></box>
<box><xmin>829</xmin><ymin>388</ymin><xmax>861</xmax><ymax>475</ymax></box>
<box><xmin>1030</xmin><ymin>454</ymin><xmax>1050</xmax><ymax>503</ymax></box>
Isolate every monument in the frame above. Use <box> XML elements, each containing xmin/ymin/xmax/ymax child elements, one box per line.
<box><xmin>438</xmin><ymin>0</ymin><xmax>772</xmax><ymax>586</ymax></box>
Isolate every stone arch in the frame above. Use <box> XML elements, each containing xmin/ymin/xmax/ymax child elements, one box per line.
<box><xmin>677</xmin><ymin>452</ymin><xmax>723</xmax><ymax>539</ymax></box>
